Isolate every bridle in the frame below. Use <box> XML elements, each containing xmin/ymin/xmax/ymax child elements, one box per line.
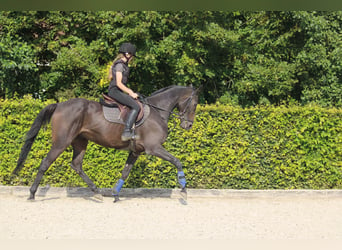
<box><xmin>177</xmin><ymin>90</ymin><xmax>195</xmax><ymax>122</ymax></box>
<box><xmin>140</xmin><ymin>90</ymin><xmax>196</xmax><ymax>124</ymax></box>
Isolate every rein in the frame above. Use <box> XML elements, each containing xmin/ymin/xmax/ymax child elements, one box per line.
<box><xmin>139</xmin><ymin>90</ymin><xmax>195</xmax><ymax>126</ymax></box>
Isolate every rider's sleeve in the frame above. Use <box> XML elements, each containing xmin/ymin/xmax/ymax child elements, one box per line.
<box><xmin>113</xmin><ymin>63</ymin><xmax>124</xmax><ymax>73</ymax></box>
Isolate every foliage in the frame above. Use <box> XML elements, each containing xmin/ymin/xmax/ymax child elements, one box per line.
<box><xmin>230</xmin><ymin>11</ymin><xmax>342</xmax><ymax>107</ymax></box>
<box><xmin>0</xmin><ymin>11</ymin><xmax>342</xmax><ymax>107</ymax></box>
<box><xmin>0</xmin><ymin>34</ymin><xmax>39</xmax><ymax>98</ymax></box>
<box><xmin>1</xmin><ymin>97</ymin><xmax>341</xmax><ymax>189</ymax></box>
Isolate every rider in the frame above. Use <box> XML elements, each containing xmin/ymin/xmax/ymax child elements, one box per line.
<box><xmin>108</xmin><ymin>42</ymin><xmax>141</xmax><ymax>141</ymax></box>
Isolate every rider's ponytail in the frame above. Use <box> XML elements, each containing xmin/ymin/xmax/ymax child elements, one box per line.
<box><xmin>108</xmin><ymin>65</ymin><xmax>113</xmax><ymax>81</ymax></box>
<box><xmin>108</xmin><ymin>54</ymin><xmax>124</xmax><ymax>81</ymax></box>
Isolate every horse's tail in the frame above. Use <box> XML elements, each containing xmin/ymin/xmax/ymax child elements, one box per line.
<box><xmin>12</xmin><ymin>103</ymin><xmax>58</xmax><ymax>175</ymax></box>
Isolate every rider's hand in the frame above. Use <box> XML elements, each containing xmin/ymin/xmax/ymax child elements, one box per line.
<box><xmin>130</xmin><ymin>92</ymin><xmax>139</xmax><ymax>99</ymax></box>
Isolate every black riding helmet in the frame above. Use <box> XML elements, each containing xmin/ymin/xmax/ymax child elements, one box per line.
<box><xmin>119</xmin><ymin>42</ymin><xmax>138</xmax><ymax>57</ymax></box>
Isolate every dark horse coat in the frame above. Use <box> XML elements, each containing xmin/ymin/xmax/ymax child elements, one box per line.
<box><xmin>14</xmin><ymin>85</ymin><xmax>201</xmax><ymax>202</ymax></box>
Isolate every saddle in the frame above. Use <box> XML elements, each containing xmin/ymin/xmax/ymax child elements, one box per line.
<box><xmin>100</xmin><ymin>93</ymin><xmax>148</xmax><ymax>125</ymax></box>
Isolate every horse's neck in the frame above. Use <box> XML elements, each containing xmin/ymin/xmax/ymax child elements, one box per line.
<box><xmin>147</xmin><ymin>88</ymin><xmax>182</xmax><ymax>120</ymax></box>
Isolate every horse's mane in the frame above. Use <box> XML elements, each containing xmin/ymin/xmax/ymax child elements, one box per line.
<box><xmin>149</xmin><ymin>85</ymin><xmax>185</xmax><ymax>97</ymax></box>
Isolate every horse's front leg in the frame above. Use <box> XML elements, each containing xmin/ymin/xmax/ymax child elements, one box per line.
<box><xmin>148</xmin><ymin>145</ymin><xmax>187</xmax><ymax>197</ymax></box>
<box><xmin>113</xmin><ymin>151</ymin><xmax>139</xmax><ymax>203</ymax></box>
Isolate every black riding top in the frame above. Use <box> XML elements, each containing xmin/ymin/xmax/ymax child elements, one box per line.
<box><xmin>108</xmin><ymin>59</ymin><xmax>130</xmax><ymax>92</ymax></box>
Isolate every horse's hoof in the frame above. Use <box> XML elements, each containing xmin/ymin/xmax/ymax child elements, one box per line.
<box><xmin>27</xmin><ymin>196</ymin><xmax>35</xmax><ymax>201</ymax></box>
<box><xmin>113</xmin><ymin>195</ymin><xmax>120</xmax><ymax>203</ymax></box>
<box><xmin>180</xmin><ymin>188</ymin><xmax>187</xmax><ymax>201</ymax></box>
<box><xmin>93</xmin><ymin>193</ymin><xmax>103</xmax><ymax>201</ymax></box>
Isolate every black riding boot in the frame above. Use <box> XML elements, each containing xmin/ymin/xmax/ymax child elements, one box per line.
<box><xmin>121</xmin><ymin>109</ymin><xmax>139</xmax><ymax>141</ymax></box>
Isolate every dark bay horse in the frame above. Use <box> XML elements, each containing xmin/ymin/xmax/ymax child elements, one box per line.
<box><xmin>13</xmin><ymin>85</ymin><xmax>200</xmax><ymax>202</ymax></box>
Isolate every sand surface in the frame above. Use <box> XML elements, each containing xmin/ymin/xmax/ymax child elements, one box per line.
<box><xmin>1</xmin><ymin>187</ymin><xmax>342</xmax><ymax>240</ymax></box>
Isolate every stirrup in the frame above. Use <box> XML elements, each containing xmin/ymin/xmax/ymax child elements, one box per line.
<box><xmin>121</xmin><ymin>129</ymin><xmax>134</xmax><ymax>141</ymax></box>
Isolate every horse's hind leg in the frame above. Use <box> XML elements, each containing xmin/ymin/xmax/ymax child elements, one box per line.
<box><xmin>113</xmin><ymin>151</ymin><xmax>139</xmax><ymax>202</ymax></box>
<box><xmin>29</xmin><ymin>145</ymin><xmax>66</xmax><ymax>200</ymax></box>
<box><xmin>71</xmin><ymin>137</ymin><xmax>101</xmax><ymax>198</ymax></box>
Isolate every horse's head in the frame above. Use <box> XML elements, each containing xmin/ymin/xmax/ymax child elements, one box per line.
<box><xmin>177</xmin><ymin>86</ymin><xmax>202</xmax><ymax>130</ymax></box>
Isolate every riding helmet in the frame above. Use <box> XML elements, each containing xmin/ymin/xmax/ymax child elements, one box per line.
<box><xmin>119</xmin><ymin>43</ymin><xmax>137</xmax><ymax>57</ymax></box>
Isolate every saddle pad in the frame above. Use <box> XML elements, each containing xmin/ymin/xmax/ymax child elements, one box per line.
<box><xmin>102</xmin><ymin>105</ymin><xmax>150</xmax><ymax>127</ymax></box>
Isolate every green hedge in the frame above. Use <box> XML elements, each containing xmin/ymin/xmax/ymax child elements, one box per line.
<box><xmin>1</xmin><ymin>97</ymin><xmax>342</xmax><ymax>189</ymax></box>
